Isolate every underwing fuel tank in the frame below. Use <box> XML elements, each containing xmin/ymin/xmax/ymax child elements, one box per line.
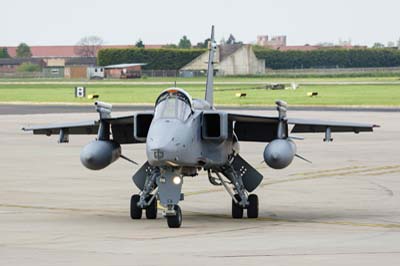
<box><xmin>263</xmin><ymin>139</ymin><xmax>296</xmax><ymax>169</ymax></box>
<box><xmin>80</xmin><ymin>140</ymin><xmax>121</xmax><ymax>170</ymax></box>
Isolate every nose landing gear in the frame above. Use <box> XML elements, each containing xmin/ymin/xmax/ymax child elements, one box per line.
<box><xmin>166</xmin><ymin>205</ymin><xmax>182</xmax><ymax>228</ymax></box>
<box><xmin>131</xmin><ymin>166</ymin><xmax>184</xmax><ymax>228</ymax></box>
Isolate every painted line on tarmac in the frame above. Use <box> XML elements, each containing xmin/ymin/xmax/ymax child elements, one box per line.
<box><xmin>291</xmin><ymin>165</ymin><xmax>368</xmax><ymax>177</ymax></box>
<box><xmin>1</xmin><ymin>203</ymin><xmax>399</xmax><ymax>230</ymax></box>
<box><xmin>207</xmin><ymin>251</ymin><xmax>400</xmax><ymax>258</ymax></box>
<box><xmin>363</xmin><ymin>169</ymin><xmax>400</xmax><ymax>176</ymax></box>
<box><xmin>0</xmin><ymin>203</ymin><xmax>124</xmax><ymax>215</ymax></box>
<box><xmin>184</xmin><ymin>164</ymin><xmax>400</xmax><ymax>197</ymax></box>
<box><xmin>184</xmin><ymin>210</ymin><xmax>400</xmax><ymax>229</ymax></box>
<box><xmin>288</xmin><ymin>164</ymin><xmax>400</xmax><ymax>179</ymax></box>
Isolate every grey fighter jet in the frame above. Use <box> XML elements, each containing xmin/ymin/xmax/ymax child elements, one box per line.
<box><xmin>23</xmin><ymin>26</ymin><xmax>379</xmax><ymax>228</ymax></box>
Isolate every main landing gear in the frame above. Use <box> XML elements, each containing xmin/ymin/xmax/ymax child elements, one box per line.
<box><xmin>232</xmin><ymin>193</ymin><xmax>259</xmax><ymax>219</ymax></box>
<box><xmin>209</xmin><ymin>164</ymin><xmax>260</xmax><ymax>219</ymax></box>
<box><xmin>130</xmin><ymin>194</ymin><xmax>158</xmax><ymax>219</ymax></box>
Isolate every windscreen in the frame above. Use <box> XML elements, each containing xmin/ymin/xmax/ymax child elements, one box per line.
<box><xmin>154</xmin><ymin>90</ymin><xmax>192</xmax><ymax>121</ymax></box>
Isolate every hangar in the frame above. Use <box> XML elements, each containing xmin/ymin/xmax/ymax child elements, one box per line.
<box><xmin>181</xmin><ymin>44</ymin><xmax>265</xmax><ymax>76</ymax></box>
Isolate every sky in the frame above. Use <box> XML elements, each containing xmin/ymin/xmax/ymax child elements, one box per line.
<box><xmin>1</xmin><ymin>0</ymin><xmax>399</xmax><ymax>47</ymax></box>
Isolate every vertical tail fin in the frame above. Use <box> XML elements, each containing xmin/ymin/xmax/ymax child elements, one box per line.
<box><xmin>205</xmin><ymin>25</ymin><xmax>216</xmax><ymax>107</ymax></box>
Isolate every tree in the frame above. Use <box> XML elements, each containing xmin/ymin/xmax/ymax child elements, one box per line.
<box><xmin>163</xmin><ymin>44</ymin><xmax>178</xmax><ymax>49</ymax></box>
<box><xmin>16</xmin><ymin>62</ymin><xmax>40</xmax><ymax>72</ymax></box>
<box><xmin>194</xmin><ymin>38</ymin><xmax>210</xmax><ymax>49</ymax></box>
<box><xmin>387</xmin><ymin>41</ymin><xmax>395</xmax><ymax>48</ymax></box>
<box><xmin>0</xmin><ymin>47</ymin><xmax>9</xmax><ymax>58</ymax></box>
<box><xmin>226</xmin><ymin>34</ymin><xmax>242</xmax><ymax>45</ymax></box>
<box><xmin>372</xmin><ymin>42</ymin><xmax>385</xmax><ymax>48</ymax></box>
<box><xmin>16</xmin><ymin>43</ymin><xmax>32</xmax><ymax>58</ymax></box>
<box><xmin>135</xmin><ymin>39</ymin><xmax>145</xmax><ymax>48</ymax></box>
<box><xmin>226</xmin><ymin>34</ymin><xmax>236</xmax><ymax>45</ymax></box>
<box><xmin>75</xmin><ymin>36</ymin><xmax>104</xmax><ymax>57</ymax></box>
<box><xmin>178</xmin><ymin>36</ymin><xmax>192</xmax><ymax>49</ymax></box>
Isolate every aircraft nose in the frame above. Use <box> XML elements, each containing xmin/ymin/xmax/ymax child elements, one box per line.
<box><xmin>146</xmin><ymin>119</ymin><xmax>189</xmax><ymax>166</ymax></box>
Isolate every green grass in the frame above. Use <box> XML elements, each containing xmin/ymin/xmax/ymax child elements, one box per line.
<box><xmin>0</xmin><ymin>81</ymin><xmax>399</xmax><ymax>106</ymax></box>
<box><xmin>1</xmin><ymin>75</ymin><xmax>400</xmax><ymax>83</ymax></box>
<box><xmin>215</xmin><ymin>85</ymin><xmax>400</xmax><ymax>106</ymax></box>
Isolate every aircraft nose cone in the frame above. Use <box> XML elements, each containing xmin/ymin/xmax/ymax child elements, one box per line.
<box><xmin>146</xmin><ymin>119</ymin><xmax>189</xmax><ymax>166</ymax></box>
<box><xmin>82</xmin><ymin>152</ymin><xmax>94</xmax><ymax>163</ymax></box>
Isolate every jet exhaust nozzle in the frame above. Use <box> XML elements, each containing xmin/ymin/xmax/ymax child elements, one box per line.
<box><xmin>80</xmin><ymin>140</ymin><xmax>121</xmax><ymax>170</ymax></box>
<box><xmin>264</xmin><ymin>139</ymin><xmax>296</xmax><ymax>169</ymax></box>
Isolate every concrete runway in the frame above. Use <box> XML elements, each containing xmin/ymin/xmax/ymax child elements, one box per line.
<box><xmin>1</xmin><ymin>109</ymin><xmax>399</xmax><ymax>265</ymax></box>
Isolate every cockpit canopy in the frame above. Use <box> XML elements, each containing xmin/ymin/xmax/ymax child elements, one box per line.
<box><xmin>154</xmin><ymin>88</ymin><xmax>193</xmax><ymax>121</ymax></box>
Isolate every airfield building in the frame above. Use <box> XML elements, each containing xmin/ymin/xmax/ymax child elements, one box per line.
<box><xmin>181</xmin><ymin>44</ymin><xmax>265</xmax><ymax>76</ymax></box>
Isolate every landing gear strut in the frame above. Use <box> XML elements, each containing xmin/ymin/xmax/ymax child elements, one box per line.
<box><xmin>212</xmin><ymin>164</ymin><xmax>260</xmax><ymax>219</ymax></box>
<box><xmin>130</xmin><ymin>168</ymin><xmax>159</xmax><ymax>220</ymax></box>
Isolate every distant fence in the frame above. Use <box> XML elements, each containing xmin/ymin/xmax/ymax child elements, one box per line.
<box><xmin>142</xmin><ymin>70</ymin><xmax>178</xmax><ymax>77</ymax></box>
<box><xmin>0</xmin><ymin>72</ymin><xmax>46</xmax><ymax>79</ymax></box>
<box><xmin>2</xmin><ymin>67</ymin><xmax>400</xmax><ymax>79</ymax></box>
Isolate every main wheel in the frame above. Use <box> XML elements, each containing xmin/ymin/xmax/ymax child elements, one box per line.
<box><xmin>130</xmin><ymin>194</ymin><xmax>142</xmax><ymax>219</ymax></box>
<box><xmin>167</xmin><ymin>205</ymin><xmax>182</xmax><ymax>228</ymax></box>
<box><xmin>232</xmin><ymin>194</ymin><xmax>244</xmax><ymax>219</ymax></box>
<box><xmin>145</xmin><ymin>195</ymin><xmax>157</xmax><ymax>219</ymax></box>
<box><xmin>247</xmin><ymin>194</ymin><xmax>259</xmax><ymax>218</ymax></box>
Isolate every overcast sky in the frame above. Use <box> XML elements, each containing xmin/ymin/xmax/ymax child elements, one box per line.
<box><xmin>1</xmin><ymin>0</ymin><xmax>399</xmax><ymax>46</ymax></box>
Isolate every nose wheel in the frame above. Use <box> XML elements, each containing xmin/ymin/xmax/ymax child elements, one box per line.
<box><xmin>166</xmin><ymin>205</ymin><xmax>182</xmax><ymax>228</ymax></box>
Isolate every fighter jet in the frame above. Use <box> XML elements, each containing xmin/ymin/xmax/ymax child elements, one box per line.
<box><xmin>23</xmin><ymin>26</ymin><xmax>379</xmax><ymax>228</ymax></box>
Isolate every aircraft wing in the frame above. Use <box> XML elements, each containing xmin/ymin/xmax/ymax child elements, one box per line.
<box><xmin>228</xmin><ymin>113</ymin><xmax>279</xmax><ymax>142</ymax></box>
<box><xmin>228</xmin><ymin>113</ymin><xmax>378</xmax><ymax>142</ymax></box>
<box><xmin>288</xmin><ymin>118</ymin><xmax>378</xmax><ymax>133</ymax></box>
<box><xmin>22</xmin><ymin>115</ymin><xmax>141</xmax><ymax>144</ymax></box>
<box><xmin>22</xmin><ymin>120</ymin><xmax>100</xmax><ymax>135</ymax></box>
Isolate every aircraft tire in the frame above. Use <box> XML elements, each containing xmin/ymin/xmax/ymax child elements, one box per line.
<box><xmin>145</xmin><ymin>195</ymin><xmax>157</xmax><ymax>219</ymax></box>
<box><xmin>167</xmin><ymin>205</ymin><xmax>182</xmax><ymax>228</ymax></box>
<box><xmin>130</xmin><ymin>194</ymin><xmax>142</xmax><ymax>219</ymax></box>
<box><xmin>247</xmin><ymin>194</ymin><xmax>259</xmax><ymax>218</ymax></box>
<box><xmin>232</xmin><ymin>194</ymin><xmax>244</xmax><ymax>219</ymax></box>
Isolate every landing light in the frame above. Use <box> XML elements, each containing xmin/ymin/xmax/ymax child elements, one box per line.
<box><xmin>173</xmin><ymin>176</ymin><xmax>182</xmax><ymax>185</ymax></box>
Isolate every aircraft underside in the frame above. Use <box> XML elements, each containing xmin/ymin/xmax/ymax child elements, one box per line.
<box><xmin>131</xmin><ymin>153</ymin><xmax>263</xmax><ymax>228</ymax></box>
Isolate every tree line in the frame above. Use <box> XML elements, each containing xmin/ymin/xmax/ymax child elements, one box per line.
<box><xmin>98</xmin><ymin>48</ymin><xmax>205</xmax><ymax>69</ymax></box>
<box><xmin>253</xmin><ymin>46</ymin><xmax>400</xmax><ymax>69</ymax></box>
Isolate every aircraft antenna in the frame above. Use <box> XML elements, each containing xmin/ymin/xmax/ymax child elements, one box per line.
<box><xmin>205</xmin><ymin>25</ymin><xmax>216</xmax><ymax>107</ymax></box>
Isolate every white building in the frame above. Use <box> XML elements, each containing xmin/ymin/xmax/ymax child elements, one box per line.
<box><xmin>180</xmin><ymin>44</ymin><xmax>265</xmax><ymax>76</ymax></box>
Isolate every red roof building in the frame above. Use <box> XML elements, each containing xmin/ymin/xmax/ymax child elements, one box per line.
<box><xmin>5</xmin><ymin>44</ymin><xmax>165</xmax><ymax>58</ymax></box>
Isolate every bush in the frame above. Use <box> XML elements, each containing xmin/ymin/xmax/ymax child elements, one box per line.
<box><xmin>98</xmin><ymin>48</ymin><xmax>205</xmax><ymax>69</ymax></box>
<box><xmin>0</xmin><ymin>47</ymin><xmax>9</xmax><ymax>58</ymax></box>
<box><xmin>17</xmin><ymin>63</ymin><xmax>41</xmax><ymax>72</ymax></box>
<box><xmin>253</xmin><ymin>46</ymin><xmax>400</xmax><ymax>69</ymax></box>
